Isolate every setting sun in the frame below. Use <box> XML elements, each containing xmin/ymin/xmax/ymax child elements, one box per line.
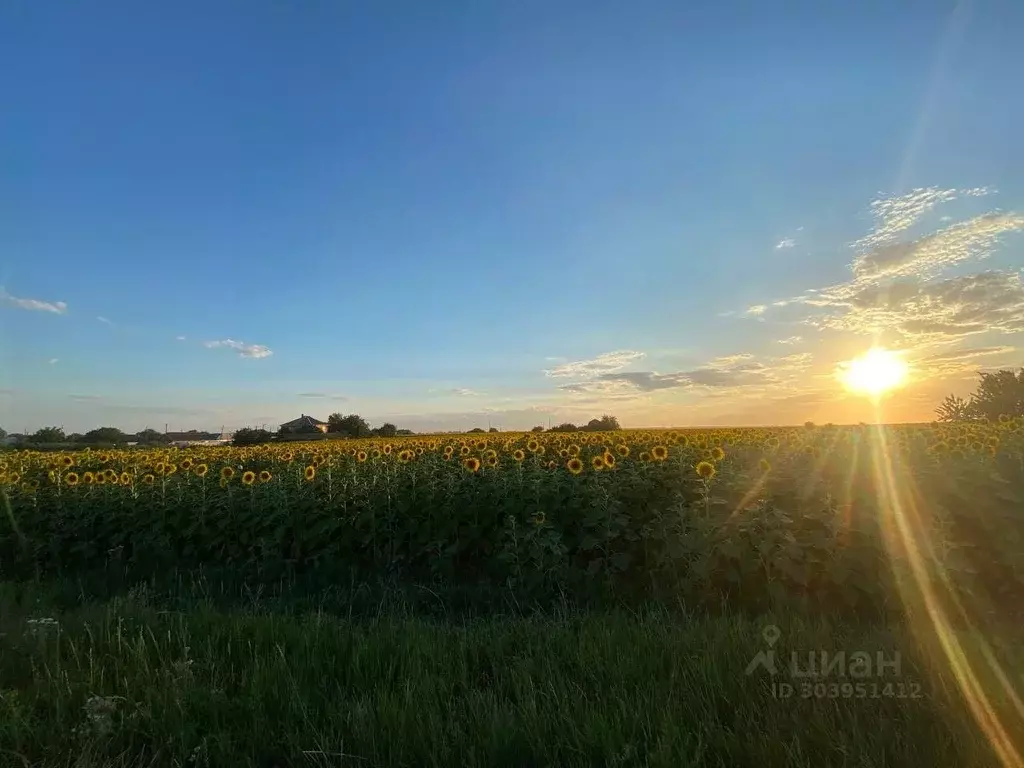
<box><xmin>837</xmin><ymin>347</ymin><xmax>909</xmax><ymax>398</ymax></box>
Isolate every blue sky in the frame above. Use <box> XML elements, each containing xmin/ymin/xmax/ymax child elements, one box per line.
<box><xmin>3</xmin><ymin>0</ymin><xmax>1024</xmax><ymax>433</ymax></box>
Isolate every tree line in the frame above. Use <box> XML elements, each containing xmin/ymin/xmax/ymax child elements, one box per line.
<box><xmin>935</xmin><ymin>368</ymin><xmax>1024</xmax><ymax>422</ymax></box>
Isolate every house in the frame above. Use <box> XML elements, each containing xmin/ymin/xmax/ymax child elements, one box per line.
<box><xmin>279</xmin><ymin>414</ymin><xmax>329</xmax><ymax>434</ymax></box>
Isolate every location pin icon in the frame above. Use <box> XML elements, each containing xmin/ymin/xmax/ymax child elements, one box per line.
<box><xmin>763</xmin><ymin>625</ymin><xmax>781</xmax><ymax>647</ymax></box>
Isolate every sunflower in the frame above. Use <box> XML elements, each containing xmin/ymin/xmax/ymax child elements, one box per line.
<box><xmin>282</xmin><ymin>451</ymin><xmax>294</xmax><ymax>462</ymax></box>
<box><xmin>155</xmin><ymin>461</ymin><xmax>167</xmax><ymax>476</ymax></box>
<box><xmin>463</xmin><ymin>457</ymin><xmax>481</xmax><ymax>473</ymax></box>
<box><xmin>120</xmin><ymin>472</ymin><xmax>132</xmax><ymax>485</ymax></box>
<box><xmin>484</xmin><ymin>448</ymin><xmax>497</xmax><ymax>460</ymax></box>
<box><xmin>180</xmin><ymin>458</ymin><xmax>193</xmax><ymax>470</ymax></box>
<box><xmin>304</xmin><ymin>465</ymin><xmax>316</xmax><ymax>481</ymax></box>
<box><xmin>651</xmin><ymin>445</ymin><xmax>669</xmax><ymax>461</ymax></box>
<box><xmin>194</xmin><ymin>463</ymin><xmax>209</xmax><ymax>477</ymax></box>
<box><xmin>602</xmin><ymin>452</ymin><xmax>616</xmax><ymax>469</ymax></box>
<box><xmin>82</xmin><ymin>471</ymin><xmax>95</xmax><ymax>485</ymax></box>
<box><xmin>616</xmin><ymin>444</ymin><xmax>630</xmax><ymax>458</ymax></box>
<box><xmin>711</xmin><ymin>446</ymin><xmax>726</xmax><ymax>462</ymax></box>
<box><xmin>546</xmin><ymin>460</ymin><xmax>557</xmax><ymax>469</ymax></box>
<box><xmin>60</xmin><ymin>455</ymin><xmax>74</xmax><ymax>468</ymax></box>
<box><xmin>568</xmin><ymin>444</ymin><xmax>581</xmax><ymax>457</ymax></box>
<box><xmin>220</xmin><ymin>466</ymin><xmax>235</xmax><ymax>481</ymax></box>
<box><xmin>242</xmin><ymin>471</ymin><xmax>256</xmax><ymax>486</ymax></box>
<box><xmin>695</xmin><ymin>461</ymin><xmax>716</xmax><ymax>479</ymax></box>
<box><xmin>512</xmin><ymin>449</ymin><xmax>526</xmax><ymax>462</ymax></box>
<box><xmin>566</xmin><ymin>458</ymin><xmax>584</xmax><ymax>475</ymax></box>
<box><xmin>95</xmin><ymin>473</ymin><xmax>107</xmax><ymax>485</ymax></box>
<box><xmin>258</xmin><ymin>470</ymin><xmax>272</xmax><ymax>483</ymax></box>
<box><xmin>398</xmin><ymin>450</ymin><xmax>413</xmax><ymax>463</ymax></box>
<box><xmin>758</xmin><ymin>457</ymin><xmax>771</xmax><ymax>472</ymax></box>
<box><xmin>354</xmin><ymin>451</ymin><xmax>366</xmax><ymax>463</ymax></box>
<box><xmin>459</xmin><ymin>445</ymin><xmax>471</xmax><ymax>456</ymax></box>
<box><xmin>639</xmin><ymin>451</ymin><xmax>651</xmax><ymax>462</ymax></box>
<box><xmin>591</xmin><ymin>455</ymin><xmax>605</xmax><ymax>471</ymax></box>
<box><xmin>485</xmin><ymin>455</ymin><xmax>498</xmax><ymax>468</ymax></box>
<box><xmin>383</xmin><ymin>444</ymin><xmax>393</xmax><ymax>455</ymax></box>
<box><xmin>527</xmin><ymin>439</ymin><xmax>540</xmax><ymax>453</ymax></box>
<box><xmin>64</xmin><ymin>472</ymin><xmax>80</xmax><ymax>486</ymax></box>
<box><xmin>142</xmin><ymin>474</ymin><xmax>155</xmax><ymax>485</ymax></box>
<box><xmin>531</xmin><ymin>510</ymin><xmax>546</xmax><ymax>526</ymax></box>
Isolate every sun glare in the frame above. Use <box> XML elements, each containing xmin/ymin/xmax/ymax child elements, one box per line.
<box><xmin>837</xmin><ymin>347</ymin><xmax>909</xmax><ymax>398</ymax></box>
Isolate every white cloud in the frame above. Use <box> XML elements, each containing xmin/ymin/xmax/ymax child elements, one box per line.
<box><xmin>746</xmin><ymin>305</ymin><xmax>768</xmax><ymax>316</ymax></box>
<box><xmin>97</xmin><ymin>316</ymin><xmax>113</xmax><ymax>325</ymax></box>
<box><xmin>48</xmin><ymin>358</ymin><xmax>59</xmax><ymax>365</ymax></box>
<box><xmin>775</xmin><ymin>238</ymin><xmax>796</xmax><ymax>250</ymax></box>
<box><xmin>296</xmin><ymin>392</ymin><xmax>347</xmax><ymax>400</ymax></box>
<box><xmin>175</xmin><ymin>335</ymin><xmax>187</xmax><ymax>341</ymax></box>
<box><xmin>1</xmin><ymin>287</ymin><xmax>68</xmax><ymax>314</ymax></box>
<box><xmin>203</xmin><ymin>339</ymin><xmax>273</xmax><ymax>359</ymax></box>
<box><xmin>450</xmin><ymin>388</ymin><xmax>480</xmax><ymax>396</ymax></box>
<box><xmin>544</xmin><ymin>350</ymin><xmax>645</xmax><ymax>379</ymax></box>
<box><xmin>776</xmin><ymin>335</ymin><xmax>803</xmax><ymax>345</ymax></box>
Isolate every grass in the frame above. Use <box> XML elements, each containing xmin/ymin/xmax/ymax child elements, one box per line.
<box><xmin>2</xmin><ymin>579</ymin><xmax>1021</xmax><ymax>767</ymax></box>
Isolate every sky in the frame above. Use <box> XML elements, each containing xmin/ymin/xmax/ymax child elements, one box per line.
<box><xmin>2</xmin><ymin>0</ymin><xmax>1024</xmax><ymax>434</ymax></box>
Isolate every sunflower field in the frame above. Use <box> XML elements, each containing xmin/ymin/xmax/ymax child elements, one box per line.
<box><xmin>3</xmin><ymin>421</ymin><xmax>1024</xmax><ymax>618</ymax></box>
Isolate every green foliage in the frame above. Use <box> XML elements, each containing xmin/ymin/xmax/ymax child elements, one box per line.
<box><xmin>327</xmin><ymin>413</ymin><xmax>371</xmax><ymax>438</ymax></box>
<box><xmin>29</xmin><ymin>427</ymin><xmax>65</xmax><ymax>444</ymax></box>
<box><xmin>231</xmin><ymin>427</ymin><xmax>273</xmax><ymax>446</ymax></box>
<box><xmin>79</xmin><ymin>427</ymin><xmax>128</xmax><ymax>445</ymax></box>
<box><xmin>938</xmin><ymin>368</ymin><xmax>1024</xmax><ymax>422</ymax></box>
<box><xmin>374</xmin><ymin>422</ymin><xmax>398</xmax><ymax>438</ymax></box>
<box><xmin>2</xmin><ymin>584</ymin><xmax>1001</xmax><ymax>767</ymax></box>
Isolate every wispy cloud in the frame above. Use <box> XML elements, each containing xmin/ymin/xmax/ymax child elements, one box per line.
<box><xmin>48</xmin><ymin>358</ymin><xmax>59</xmax><ymax>365</ymax></box>
<box><xmin>1</xmin><ymin>287</ymin><xmax>68</xmax><ymax>314</ymax></box>
<box><xmin>450</xmin><ymin>388</ymin><xmax>480</xmax><ymax>396</ymax></box>
<box><xmin>68</xmin><ymin>394</ymin><xmax>102</xmax><ymax>402</ymax></box>
<box><xmin>175</xmin><ymin>335</ymin><xmax>187</xmax><ymax>341</ymax></box>
<box><xmin>775</xmin><ymin>238</ymin><xmax>795</xmax><ymax>250</ymax></box>
<box><xmin>97</xmin><ymin>316</ymin><xmax>113</xmax><ymax>325</ymax></box>
<box><xmin>296</xmin><ymin>392</ymin><xmax>347</xmax><ymax>400</ymax></box>
<box><xmin>544</xmin><ymin>350</ymin><xmax>645</xmax><ymax>379</ymax></box>
<box><xmin>776</xmin><ymin>335</ymin><xmax>803</xmax><ymax>345</ymax></box>
<box><xmin>203</xmin><ymin>339</ymin><xmax>273</xmax><ymax>359</ymax></box>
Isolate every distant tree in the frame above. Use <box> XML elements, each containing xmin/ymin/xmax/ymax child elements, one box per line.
<box><xmin>488</xmin><ymin>427</ymin><xmax>499</xmax><ymax>433</ymax></box>
<box><xmin>967</xmin><ymin>369</ymin><xmax>1024</xmax><ymax>421</ymax></box>
<box><xmin>326</xmin><ymin>413</ymin><xmax>371</xmax><ymax>438</ymax></box>
<box><xmin>30</xmin><ymin>426</ymin><xmax>66</xmax><ymax>444</ymax></box>
<box><xmin>935</xmin><ymin>394</ymin><xmax>976</xmax><ymax>423</ymax></box>
<box><xmin>531</xmin><ymin>425</ymin><xmax>545</xmax><ymax>432</ymax></box>
<box><xmin>137</xmin><ymin>428</ymin><xmax>170</xmax><ymax>445</ymax></box>
<box><xmin>396</xmin><ymin>429</ymin><xmax>414</xmax><ymax>436</ymax></box>
<box><xmin>80</xmin><ymin>427</ymin><xmax>128</xmax><ymax>445</ymax></box>
<box><xmin>467</xmin><ymin>427</ymin><xmax>486</xmax><ymax>433</ymax></box>
<box><xmin>581</xmin><ymin>415</ymin><xmax>621</xmax><ymax>432</ymax></box>
<box><xmin>376</xmin><ymin>422</ymin><xmax>398</xmax><ymax>438</ymax></box>
<box><xmin>0</xmin><ymin>426</ymin><xmax>6</xmax><ymax>441</ymax></box>
<box><xmin>232</xmin><ymin>427</ymin><xmax>273</xmax><ymax>446</ymax></box>
<box><xmin>550</xmin><ymin>422</ymin><xmax>578</xmax><ymax>433</ymax></box>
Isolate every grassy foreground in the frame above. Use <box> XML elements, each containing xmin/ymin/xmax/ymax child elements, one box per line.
<box><xmin>2</xmin><ymin>581</ymin><xmax>1022</xmax><ymax>767</ymax></box>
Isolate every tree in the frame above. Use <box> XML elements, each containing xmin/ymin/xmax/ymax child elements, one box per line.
<box><xmin>30</xmin><ymin>426</ymin><xmax>66</xmax><ymax>444</ymax></box>
<box><xmin>80</xmin><ymin>427</ymin><xmax>128</xmax><ymax>445</ymax></box>
<box><xmin>0</xmin><ymin>426</ymin><xmax>6</xmax><ymax>441</ymax></box>
<box><xmin>968</xmin><ymin>369</ymin><xmax>1024</xmax><ymax>421</ymax></box>
<box><xmin>936</xmin><ymin>368</ymin><xmax>1024</xmax><ymax>422</ymax></box>
<box><xmin>327</xmin><ymin>413</ymin><xmax>371</xmax><ymax>438</ymax></box>
<box><xmin>137</xmin><ymin>428</ymin><xmax>170</xmax><ymax>445</ymax></box>
<box><xmin>488</xmin><ymin>427</ymin><xmax>499</xmax><ymax>433</ymax></box>
<box><xmin>581</xmin><ymin>415</ymin><xmax>621</xmax><ymax>432</ymax></box>
<box><xmin>233</xmin><ymin>427</ymin><xmax>273</xmax><ymax>446</ymax></box>
<box><xmin>531</xmin><ymin>426</ymin><xmax>545</xmax><ymax>432</ymax></box>
<box><xmin>375</xmin><ymin>423</ymin><xmax>398</xmax><ymax>438</ymax></box>
<box><xmin>935</xmin><ymin>394</ymin><xmax>975</xmax><ymax>423</ymax></box>
<box><xmin>550</xmin><ymin>422</ymin><xmax>578</xmax><ymax>433</ymax></box>
<box><xmin>467</xmin><ymin>427</ymin><xmax>486</xmax><ymax>433</ymax></box>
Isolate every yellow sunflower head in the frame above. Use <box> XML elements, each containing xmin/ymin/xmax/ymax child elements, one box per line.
<box><xmin>304</xmin><ymin>465</ymin><xmax>316</xmax><ymax>481</ymax></box>
<box><xmin>64</xmin><ymin>472</ymin><xmax>80</xmax><ymax>486</ymax></box>
<box><xmin>513</xmin><ymin>449</ymin><xmax>526</xmax><ymax>462</ymax></box>
<box><xmin>194</xmin><ymin>463</ymin><xmax>209</xmax><ymax>477</ymax></box>
<box><xmin>711</xmin><ymin>446</ymin><xmax>726</xmax><ymax>462</ymax></box>
<box><xmin>258</xmin><ymin>470</ymin><xmax>272</xmax><ymax>483</ymax></box>
<box><xmin>463</xmin><ymin>457</ymin><xmax>481</xmax><ymax>473</ymax></box>
<box><xmin>651</xmin><ymin>445</ymin><xmax>668</xmax><ymax>461</ymax></box>
<box><xmin>567</xmin><ymin>457</ymin><xmax>584</xmax><ymax>475</ymax></box>
<box><xmin>696</xmin><ymin>461</ymin><xmax>716</xmax><ymax>479</ymax></box>
<box><xmin>220</xmin><ymin>466</ymin><xmax>235</xmax><ymax>480</ymax></box>
<box><xmin>241</xmin><ymin>471</ymin><xmax>256</xmax><ymax>486</ymax></box>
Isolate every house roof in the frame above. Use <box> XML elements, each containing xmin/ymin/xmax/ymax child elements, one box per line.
<box><xmin>280</xmin><ymin>414</ymin><xmax>328</xmax><ymax>428</ymax></box>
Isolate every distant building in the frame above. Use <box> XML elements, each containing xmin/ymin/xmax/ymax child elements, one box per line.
<box><xmin>279</xmin><ymin>414</ymin><xmax>329</xmax><ymax>434</ymax></box>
